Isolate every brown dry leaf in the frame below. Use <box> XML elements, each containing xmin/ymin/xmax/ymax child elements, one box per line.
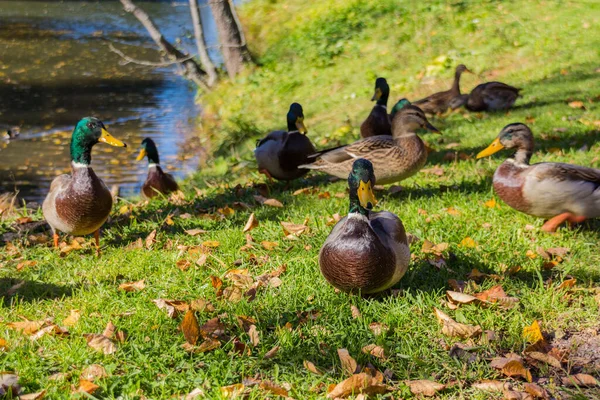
<box><xmin>406</xmin><ymin>379</ymin><xmax>446</xmax><ymax>397</ymax></box>
<box><xmin>76</xmin><ymin>379</ymin><xmax>99</xmax><ymax>394</ymax></box>
<box><xmin>181</xmin><ymin>310</ymin><xmax>200</xmax><ymax>345</ymax></box>
<box><xmin>303</xmin><ymin>360</ymin><xmax>323</xmax><ymax>375</ymax></box>
<box><xmin>190</xmin><ymin>299</ymin><xmax>215</xmax><ymax>313</ymax></box>
<box><xmin>562</xmin><ymin>373</ymin><xmax>598</xmax><ymax>387</ymax></box>
<box><xmin>263</xmin><ymin>198</ymin><xmax>284</xmax><ymax>208</ymax></box>
<box><xmin>202</xmin><ymin>240</ymin><xmax>220</xmax><ymax>248</ymax></box>
<box><xmin>248</xmin><ymin>324</ymin><xmax>260</xmax><ymax>347</ymax></box>
<box><xmin>81</xmin><ymin>364</ymin><xmax>107</xmax><ymax>381</ymax></box>
<box><xmin>434</xmin><ymin>308</ymin><xmax>481</xmax><ymax>338</ymax></box>
<box><xmin>525</xmin><ymin>351</ymin><xmax>562</xmax><ymax>369</ymax></box>
<box><xmin>0</xmin><ymin>338</ymin><xmax>8</xmax><ymax>351</ymax></box>
<box><xmin>326</xmin><ymin>213</ymin><xmax>342</xmax><ymax>226</ymax></box>
<box><xmin>118</xmin><ymin>280</ymin><xmax>145</xmax><ymax>292</ymax></box>
<box><xmin>460</xmin><ymin>237</ymin><xmax>478</xmax><ymax>248</ymax></box>
<box><xmin>62</xmin><ymin>309</ymin><xmax>81</xmax><ymax>327</ymax></box>
<box><xmin>448</xmin><ymin>279</ymin><xmax>466</xmax><ymax>292</ymax></box>
<box><xmin>19</xmin><ymin>391</ymin><xmax>46</xmax><ymax>400</ymax></box>
<box><xmin>153</xmin><ymin>299</ymin><xmax>189</xmax><ymax>319</ymax></box>
<box><xmin>199</xmin><ymin>318</ymin><xmax>225</xmax><ymax>339</ymax></box>
<box><xmin>422</xmin><ymin>166</ymin><xmax>444</xmax><ymax>176</ymax></box>
<box><xmin>145</xmin><ymin>229</ymin><xmax>157</xmax><ymax>249</ymax></box>
<box><xmin>524</xmin><ymin>383</ymin><xmax>549</xmax><ymax>399</ymax></box>
<box><xmin>7</xmin><ymin>318</ymin><xmax>46</xmax><ymax>335</ymax></box>
<box><xmin>337</xmin><ymin>348</ymin><xmax>358</xmax><ymax>376</ymax></box>
<box><xmin>368</xmin><ymin>322</ymin><xmax>389</xmax><ymax>336</ymax></box>
<box><xmin>281</xmin><ymin>221</ymin><xmax>308</xmax><ymax>237</ymax></box>
<box><xmin>16</xmin><ymin>260</ymin><xmax>37</xmax><ymax>271</ymax></box>
<box><xmin>243</xmin><ymin>213</ymin><xmax>258</xmax><ymax>233</ymax></box>
<box><xmin>85</xmin><ymin>334</ymin><xmax>117</xmax><ymax>355</ymax></box>
<box><xmin>568</xmin><ymin>101</ymin><xmax>585</xmax><ymax>109</ymax></box>
<box><xmin>503</xmin><ymin>390</ymin><xmax>533</xmax><ymax>399</ymax></box>
<box><xmin>261</xmin><ymin>241</ymin><xmax>278</xmax><ymax>250</ymax></box>
<box><xmin>557</xmin><ymin>278</ymin><xmax>576</xmax><ymax>290</ymax></box>
<box><xmin>183</xmin><ymin>337</ymin><xmax>221</xmax><ymax>353</ymax></box>
<box><xmin>293</xmin><ymin>187</ymin><xmax>315</xmax><ymax>195</ymax></box>
<box><xmin>472</xmin><ymin>380</ymin><xmax>512</xmax><ymax>392</ymax></box>
<box><xmin>326</xmin><ymin>372</ymin><xmax>389</xmax><ymax>398</ymax></box>
<box><xmin>185</xmin><ymin>228</ymin><xmax>208</xmax><ymax>236</ymax></box>
<box><xmin>422</xmin><ymin>240</ymin><xmax>449</xmax><ymax>255</ymax></box>
<box><xmin>522</xmin><ymin>320</ymin><xmax>544</xmax><ymax>344</ymax></box>
<box><xmin>501</xmin><ymin>359</ymin><xmax>532</xmax><ymax>382</ymax></box>
<box><xmin>362</xmin><ymin>344</ymin><xmax>385</xmax><ymax>359</ymax></box>
<box><xmin>176</xmin><ymin>259</ymin><xmax>192</xmax><ymax>272</ymax></box>
<box><xmin>264</xmin><ymin>345</ymin><xmax>280</xmax><ymax>359</ymax></box>
<box><xmin>318</xmin><ymin>191</ymin><xmax>331</xmax><ymax>199</ymax></box>
<box><xmin>217</xmin><ymin>206</ymin><xmax>235</xmax><ymax>217</ymax></box>
<box><xmin>350</xmin><ymin>305</ymin><xmax>361</xmax><ymax>319</ymax></box>
<box><xmin>210</xmin><ymin>276</ymin><xmax>223</xmax><ymax>291</ymax></box>
<box><xmin>184</xmin><ymin>388</ymin><xmax>205</xmax><ymax>399</ymax></box>
<box><xmin>102</xmin><ymin>321</ymin><xmax>116</xmax><ymax>339</ymax></box>
<box><xmin>259</xmin><ymin>381</ymin><xmax>288</xmax><ymax>397</ymax></box>
<box><xmin>447</xmin><ymin>291</ymin><xmax>479</xmax><ymax>304</ymax></box>
<box><xmin>220</xmin><ymin>383</ymin><xmax>245</xmax><ymax>399</ymax></box>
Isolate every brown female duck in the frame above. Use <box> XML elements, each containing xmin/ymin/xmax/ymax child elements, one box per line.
<box><xmin>465</xmin><ymin>81</ymin><xmax>521</xmax><ymax>111</ymax></box>
<box><xmin>319</xmin><ymin>158</ymin><xmax>410</xmax><ymax>294</ymax></box>
<box><xmin>477</xmin><ymin>123</ymin><xmax>600</xmax><ymax>232</ymax></box>
<box><xmin>42</xmin><ymin>117</ymin><xmax>127</xmax><ymax>253</ymax></box>
<box><xmin>136</xmin><ymin>138</ymin><xmax>179</xmax><ymax>198</ymax></box>
<box><xmin>360</xmin><ymin>77</ymin><xmax>392</xmax><ymax>138</ymax></box>
<box><xmin>413</xmin><ymin>64</ymin><xmax>472</xmax><ymax>114</ymax></box>
<box><xmin>300</xmin><ymin>105</ymin><xmax>440</xmax><ymax>184</ymax></box>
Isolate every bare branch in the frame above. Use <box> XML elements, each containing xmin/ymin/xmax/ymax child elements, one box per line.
<box><xmin>108</xmin><ymin>43</ymin><xmax>197</xmax><ymax>67</ymax></box>
<box><xmin>189</xmin><ymin>0</ymin><xmax>218</xmax><ymax>86</ymax></box>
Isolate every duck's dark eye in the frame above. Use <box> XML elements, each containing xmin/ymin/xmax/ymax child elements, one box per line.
<box><xmin>86</xmin><ymin>122</ymin><xmax>97</xmax><ymax>130</ymax></box>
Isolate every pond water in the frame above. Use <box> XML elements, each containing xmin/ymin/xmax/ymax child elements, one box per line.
<box><xmin>0</xmin><ymin>0</ymin><xmax>219</xmax><ymax>202</ymax></box>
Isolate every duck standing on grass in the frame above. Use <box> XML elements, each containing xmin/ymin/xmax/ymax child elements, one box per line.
<box><xmin>136</xmin><ymin>138</ymin><xmax>179</xmax><ymax>198</ymax></box>
<box><xmin>319</xmin><ymin>158</ymin><xmax>410</xmax><ymax>294</ymax></box>
<box><xmin>42</xmin><ymin>117</ymin><xmax>127</xmax><ymax>254</ymax></box>
<box><xmin>413</xmin><ymin>64</ymin><xmax>472</xmax><ymax>114</ymax></box>
<box><xmin>300</xmin><ymin>105</ymin><xmax>440</xmax><ymax>185</ymax></box>
<box><xmin>254</xmin><ymin>102</ymin><xmax>316</xmax><ymax>181</ymax></box>
<box><xmin>477</xmin><ymin>123</ymin><xmax>600</xmax><ymax>232</ymax></box>
<box><xmin>360</xmin><ymin>77</ymin><xmax>392</xmax><ymax>138</ymax></box>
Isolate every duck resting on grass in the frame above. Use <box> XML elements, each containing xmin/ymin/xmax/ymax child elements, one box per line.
<box><xmin>413</xmin><ymin>64</ymin><xmax>472</xmax><ymax>114</ymax></box>
<box><xmin>254</xmin><ymin>102</ymin><xmax>316</xmax><ymax>181</ymax></box>
<box><xmin>300</xmin><ymin>105</ymin><xmax>440</xmax><ymax>185</ymax></box>
<box><xmin>43</xmin><ymin>117</ymin><xmax>127</xmax><ymax>254</ymax></box>
<box><xmin>319</xmin><ymin>158</ymin><xmax>410</xmax><ymax>294</ymax></box>
<box><xmin>360</xmin><ymin>77</ymin><xmax>392</xmax><ymax>138</ymax></box>
<box><xmin>477</xmin><ymin>123</ymin><xmax>600</xmax><ymax>232</ymax></box>
<box><xmin>389</xmin><ymin>98</ymin><xmax>411</xmax><ymax>120</ymax></box>
<box><xmin>463</xmin><ymin>81</ymin><xmax>521</xmax><ymax>111</ymax></box>
<box><xmin>136</xmin><ymin>138</ymin><xmax>179</xmax><ymax>198</ymax></box>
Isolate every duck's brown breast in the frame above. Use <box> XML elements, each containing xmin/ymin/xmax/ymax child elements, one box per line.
<box><xmin>493</xmin><ymin>161</ymin><xmax>531</xmax><ymax>213</ymax></box>
<box><xmin>143</xmin><ymin>166</ymin><xmax>179</xmax><ymax>198</ymax></box>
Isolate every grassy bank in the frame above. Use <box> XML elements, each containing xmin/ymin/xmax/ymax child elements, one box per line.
<box><xmin>1</xmin><ymin>0</ymin><xmax>600</xmax><ymax>398</ymax></box>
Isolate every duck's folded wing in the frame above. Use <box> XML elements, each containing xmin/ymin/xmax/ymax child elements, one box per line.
<box><xmin>49</xmin><ymin>174</ymin><xmax>71</xmax><ymax>193</ymax></box>
<box><xmin>535</xmin><ymin>163</ymin><xmax>600</xmax><ymax>184</ymax></box>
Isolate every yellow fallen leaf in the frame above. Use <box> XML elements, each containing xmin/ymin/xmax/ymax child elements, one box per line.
<box><xmin>261</xmin><ymin>241</ymin><xmax>278</xmax><ymax>250</ymax></box>
<box><xmin>62</xmin><ymin>309</ymin><xmax>81</xmax><ymax>327</ymax></box>
<box><xmin>326</xmin><ymin>372</ymin><xmax>389</xmax><ymax>398</ymax></box>
<box><xmin>557</xmin><ymin>278</ymin><xmax>576</xmax><ymax>290</ymax></box>
<box><xmin>243</xmin><ymin>213</ymin><xmax>258</xmax><ymax>233</ymax></box>
<box><xmin>501</xmin><ymin>359</ymin><xmax>532</xmax><ymax>382</ymax></box>
<box><xmin>7</xmin><ymin>319</ymin><xmax>46</xmax><ymax>335</ymax></box>
<box><xmin>220</xmin><ymin>383</ymin><xmax>245</xmax><ymax>399</ymax></box>
<box><xmin>202</xmin><ymin>240</ymin><xmax>220</xmax><ymax>248</ymax></box>
<box><xmin>522</xmin><ymin>320</ymin><xmax>543</xmax><ymax>344</ymax></box>
<box><xmin>460</xmin><ymin>237</ymin><xmax>477</xmax><ymax>248</ymax></box>
<box><xmin>76</xmin><ymin>379</ymin><xmax>99</xmax><ymax>394</ymax></box>
<box><xmin>484</xmin><ymin>199</ymin><xmax>498</xmax><ymax>208</ymax></box>
<box><xmin>181</xmin><ymin>310</ymin><xmax>200</xmax><ymax>345</ymax></box>
<box><xmin>118</xmin><ymin>280</ymin><xmax>145</xmax><ymax>292</ymax></box>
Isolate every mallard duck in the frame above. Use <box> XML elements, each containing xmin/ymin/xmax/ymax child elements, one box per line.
<box><xmin>300</xmin><ymin>105</ymin><xmax>440</xmax><ymax>184</ymax></box>
<box><xmin>413</xmin><ymin>64</ymin><xmax>472</xmax><ymax>114</ymax></box>
<box><xmin>42</xmin><ymin>117</ymin><xmax>126</xmax><ymax>253</ymax></box>
<box><xmin>319</xmin><ymin>158</ymin><xmax>410</xmax><ymax>294</ymax></box>
<box><xmin>254</xmin><ymin>103</ymin><xmax>316</xmax><ymax>181</ymax></box>
<box><xmin>1</xmin><ymin>126</ymin><xmax>20</xmax><ymax>140</ymax></box>
<box><xmin>360</xmin><ymin>77</ymin><xmax>392</xmax><ymax>138</ymax></box>
<box><xmin>476</xmin><ymin>123</ymin><xmax>600</xmax><ymax>232</ymax></box>
<box><xmin>465</xmin><ymin>82</ymin><xmax>521</xmax><ymax>111</ymax></box>
<box><xmin>389</xmin><ymin>98</ymin><xmax>411</xmax><ymax>120</ymax></box>
<box><xmin>136</xmin><ymin>138</ymin><xmax>179</xmax><ymax>198</ymax></box>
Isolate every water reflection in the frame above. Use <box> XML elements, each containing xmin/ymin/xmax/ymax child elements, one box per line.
<box><xmin>0</xmin><ymin>1</ymin><xmax>213</xmax><ymax>202</ymax></box>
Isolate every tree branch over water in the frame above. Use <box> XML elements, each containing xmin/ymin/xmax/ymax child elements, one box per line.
<box><xmin>108</xmin><ymin>43</ymin><xmax>197</xmax><ymax>67</ymax></box>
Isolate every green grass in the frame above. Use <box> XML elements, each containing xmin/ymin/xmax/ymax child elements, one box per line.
<box><xmin>2</xmin><ymin>0</ymin><xmax>600</xmax><ymax>398</ymax></box>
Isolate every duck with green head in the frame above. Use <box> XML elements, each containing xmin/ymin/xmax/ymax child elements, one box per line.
<box><xmin>254</xmin><ymin>102</ymin><xmax>316</xmax><ymax>181</ymax></box>
<box><xmin>43</xmin><ymin>117</ymin><xmax>127</xmax><ymax>253</ymax></box>
<box><xmin>319</xmin><ymin>158</ymin><xmax>410</xmax><ymax>294</ymax></box>
<box><xmin>413</xmin><ymin>64</ymin><xmax>472</xmax><ymax>114</ymax></box>
<box><xmin>477</xmin><ymin>123</ymin><xmax>600</xmax><ymax>232</ymax></box>
<box><xmin>136</xmin><ymin>138</ymin><xmax>179</xmax><ymax>198</ymax></box>
<box><xmin>389</xmin><ymin>98</ymin><xmax>411</xmax><ymax>120</ymax></box>
<box><xmin>360</xmin><ymin>77</ymin><xmax>392</xmax><ymax>138</ymax></box>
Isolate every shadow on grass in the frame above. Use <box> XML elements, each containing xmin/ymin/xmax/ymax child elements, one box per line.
<box><xmin>0</xmin><ymin>278</ymin><xmax>74</xmax><ymax>305</ymax></box>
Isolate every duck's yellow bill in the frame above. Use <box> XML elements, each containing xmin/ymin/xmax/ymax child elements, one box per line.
<box><xmin>295</xmin><ymin>117</ymin><xmax>307</xmax><ymax>134</ymax></box>
<box><xmin>358</xmin><ymin>180</ymin><xmax>377</xmax><ymax>210</ymax></box>
<box><xmin>371</xmin><ymin>87</ymin><xmax>382</xmax><ymax>101</ymax></box>
<box><xmin>99</xmin><ymin>128</ymin><xmax>127</xmax><ymax>147</ymax></box>
<box><xmin>476</xmin><ymin>137</ymin><xmax>504</xmax><ymax>159</ymax></box>
<box><xmin>136</xmin><ymin>148</ymin><xmax>147</xmax><ymax>161</ymax></box>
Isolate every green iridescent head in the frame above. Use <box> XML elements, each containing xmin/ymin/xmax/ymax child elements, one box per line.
<box><xmin>70</xmin><ymin>117</ymin><xmax>126</xmax><ymax>165</ymax></box>
<box><xmin>390</xmin><ymin>98</ymin><xmax>411</xmax><ymax>119</ymax></box>
<box><xmin>348</xmin><ymin>158</ymin><xmax>377</xmax><ymax>215</ymax></box>
<box><xmin>136</xmin><ymin>138</ymin><xmax>160</xmax><ymax>165</ymax></box>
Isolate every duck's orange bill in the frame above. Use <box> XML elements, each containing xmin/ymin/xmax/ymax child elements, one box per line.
<box><xmin>136</xmin><ymin>148</ymin><xmax>147</xmax><ymax>161</ymax></box>
<box><xmin>476</xmin><ymin>137</ymin><xmax>504</xmax><ymax>159</ymax></box>
<box><xmin>295</xmin><ymin>117</ymin><xmax>307</xmax><ymax>134</ymax></box>
<box><xmin>358</xmin><ymin>180</ymin><xmax>377</xmax><ymax>210</ymax></box>
<box><xmin>99</xmin><ymin>128</ymin><xmax>127</xmax><ymax>147</ymax></box>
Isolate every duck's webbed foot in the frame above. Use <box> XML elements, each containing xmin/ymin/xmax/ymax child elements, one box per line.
<box><xmin>259</xmin><ymin>168</ymin><xmax>274</xmax><ymax>184</ymax></box>
<box><xmin>541</xmin><ymin>213</ymin><xmax>585</xmax><ymax>233</ymax></box>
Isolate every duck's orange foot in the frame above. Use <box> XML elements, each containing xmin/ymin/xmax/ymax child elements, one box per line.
<box><xmin>541</xmin><ymin>213</ymin><xmax>585</xmax><ymax>233</ymax></box>
<box><xmin>94</xmin><ymin>229</ymin><xmax>101</xmax><ymax>257</ymax></box>
<box><xmin>258</xmin><ymin>168</ymin><xmax>274</xmax><ymax>184</ymax></box>
<box><xmin>53</xmin><ymin>232</ymin><xmax>59</xmax><ymax>248</ymax></box>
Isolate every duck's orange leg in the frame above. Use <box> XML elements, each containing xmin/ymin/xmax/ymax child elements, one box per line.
<box><xmin>53</xmin><ymin>232</ymin><xmax>59</xmax><ymax>248</ymax></box>
<box><xmin>541</xmin><ymin>213</ymin><xmax>584</xmax><ymax>232</ymax></box>
<box><xmin>258</xmin><ymin>168</ymin><xmax>274</xmax><ymax>184</ymax></box>
<box><xmin>94</xmin><ymin>229</ymin><xmax>101</xmax><ymax>256</ymax></box>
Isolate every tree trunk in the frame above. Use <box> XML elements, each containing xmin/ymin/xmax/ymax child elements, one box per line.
<box><xmin>208</xmin><ymin>0</ymin><xmax>253</xmax><ymax>80</ymax></box>
<box><xmin>189</xmin><ymin>0</ymin><xmax>218</xmax><ymax>87</ymax></box>
<box><xmin>119</xmin><ymin>0</ymin><xmax>209</xmax><ymax>90</ymax></box>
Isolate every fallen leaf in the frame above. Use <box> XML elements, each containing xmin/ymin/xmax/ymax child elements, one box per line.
<box><xmin>81</xmin><ymin>364</ymin><xmax>107</xmax><ymax>381</ymax></box>
<box><xmin>261</xmin><ymin>241</ymin><xmax>278</xmax><ymax>250</ymax></box>
<box><xmin>76</xmin><ymin>379</ymin><xmax>99</xmax><ymax>394</ymax></box>
<box><xmin>62</xmin><ymin>309</ymin><xmax>81</xmax><ymax>327</ymax></box>
<box><xmin>7</xmin><ymin>318</ymin><xmax>46</xmax><ymax>335</ymax></box>
<box><xmin>0</xmin><ymin>373</ymin><xmax>20</xmax><ymax>396</ymax></box>
<box><xmin>183</xmin><ymin>337</ymin><xmax>221</xmax><ymax>353</ymax></box>
<box><xmin>248</xmin><ymin>325</ymin><xmax>260</xmax><ymax>347</ymax></box>
<box><xmin>368</xmin><ymin>322</ymin><xmax>389</xmax><ymax>336</ymax></box>
<box><xmin>472</xmin><ymin>380</ymin><xmax>512</xmax><ymax>392</ymax></box>
<box><xmin>5</xmin><ymin>280</ymin><xmax>25</xmax><ymax>297</ymax></box>
<box><xmin>19</xmin><ymin>390</ymin><xmax>46</xmax><ymax>400</ymax></box>
<box><xmin>199</xmin><ymin>318</ymin><xmax>225</xmax><ymax>339</ymax></box>
<box><xmin>557</xmin><ymin>278</ymin><xmax>576</xmax><ymax>290</ymax></box>
<box><xmin>16</xmin><ymin>260</ymin><xmax>37</xmax><ymax>271</ymax></box>
<box><xmin>362</xmin><ymin>344</ymin><xmax>385</xmax><ymax>359</ymax></box>
<box><xmin>327</xmin><ymin>372</ymin><xmax>389</xmax><ymax>398</ymax></box>
<box><xmin>29</xmin><ymin>324</ymin><xmax>68</xmax><ymax>341</ymax></box>
<box><xmin>562</xmin><ymin>373</ymin><xmax>598</xmax><ymax>387</ymax></box>
<box><xmin>181</xmin><ymin>310</ymin><xmax>200</xmax><ymax>345</ymax></box>
<box><xmin>568</xmin><ymin>100</ymin><xmax>585</xmax><ymax>109</ymax></box>
<box><xmin>263</xmin><ymin>198</ymin><xmax>283</xmax><ymax>207</ymax></box>
<box><xmin>210</xmin><ymin>276</ymin><xmax>223</xmax><ymax>291</ymax></box>
<box><xmin>421</xmin><ymin>166</ymin><xmax>444</xmax><ymax>176</ymax></box>
<box><xmin>243</xmin><ymin>213</ymin><xmax>258</xmax><ymax>233</ymax></box>
<box><xmin>459</xmin><ymin>237</ymin><xmax>478</xmax><ymax>248</ymax></box>
<box><xmin>434</xmin><ymin>308</ymin><xmax>481</xmax><ymax>338</ymax></box>
<box><xmin>447</xmin><ymin>291</ymin><xmax>479</xmax><ymax>304</ymax></box>
<box><xmin>220</xmin><ymin>383</ymin><xmax>245</xmax><ymax>399</ymax></box>
<box><xmin>184</xmin><ymin>388</ymin><xmax>205</xmax><ymax>400</ymax></box>
<box><xmin>202</xmin><ymin>240</ymin><xmax>220</xmax><ymax>248</ymax></box>
<box><xmin>422</xmin><ymin>240</ymin><xmax>449</xmax><ymax>255</ymax></box>
<box><xmin>525</xmin><ymin>351</ymin><xmax>562</xmax><ymax>369</ymax></box>
<box><xmin>264</xmin><ymin>345</ymin><xmax>280</xmax><ymax>359</ymax></box>
<box><xmin>303</xmin><ymin>360</ymin><xmax>323</xmax><ymax>375</ymax></box>
<box><xmin>118</xmin><ymin>280</ymin><xmax>145</xmax><ymax>292</ymax></box>
<box><xmin>259</xmin><ymin>381</ymin><xmax>288</xmax><ymax>397</ymax></box>
<box><xmin>524</xmin><ymin>382</ymin><xmax>549</xmax><ymax>399</ymax></box>
<box><xmin>145</xmin><ymin>229</ymin><xmax>157</xmax><ymax>249</ymax></box>
<box><xmin>484</xmin><ymin>199</ymin><xmax>498</xmax><ymax>208</ymax></box>
<box><xmin>318</xmin><ymin>191</ymin><xmax>331</xmax><ymax>199</ymax></box>
<box><xmin>338</xmin><ymin>348</ymin><xmax>358</xmax><ymax>375</ymax></box>
<box><xmin>153</xmin><ymin>299</ymin><xmax>189</xmax><ymax>318</ymax></box>
<box><xmin>190</xmin><ymin>299</ymin><xmax>215</xmax><ymax>313</ymax></box>
<box><xmin>406</xmin><ymin>379</ymin><xmax>445</xmax><ymax>397</ymax></box>
<box><xmin>522</xmin><ymin>320</ymin><xmax>544</xmax><ymax>344</ymax></box>
<box><xmin>350</xmin><ymin>305</ymin><xmax>361</xmax><ymax>319</ymax></box>
<box><xmin>501</xmin><ymin>359</ymin><xmax>532</xmax><ymax>382</ymax></box>
<box><xmin>176</xmin><ymin>259</ymin><xmax>192</xmax><ymax>271</ymax></box>
<box><xmin>546</xmin><ymin>247</ymin><xmax>569</xmax><ymax>257</ymax></box>
<box><xmin>185</xmin><ymin>228</ymin><xmax>207</xmax><ymax>236</ymax></box>
<box><xmin>85</xmin><ymin>334</ymin><xmax>117</xmax><ymax>355</ymax></box>
<box><xmin>448</xmin><ymin>279</ymin><xmax>466</xmax><ymax>292</ymax></box>
<box><xmin>281</xmin><ymin>221</ymin><xmax>308</xmax><ymax>237</ymax></box>
<box><xmin>503</xmin><ymin>390</ymin><xmax>533</xmax><ymax>399</ymax></box>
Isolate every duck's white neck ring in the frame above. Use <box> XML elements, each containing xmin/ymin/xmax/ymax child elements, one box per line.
<box><xmin>376</xmin><ymin>104</ymin><xmax>387</xmax><ymax>110</ymax></box>
<box><xmin>347</xmin><ymin>212</ymin><xmax>369</xmax><ymax>221</ymax></box>
<box><xmin>72</xmin><ymin>161</ymin><xmax>90</xmax><ymax>169</ymax></box>
<box><xmin>148</xmin><ymin>163</ymin><xmax>160</xmax><ymax>169</ymax></box>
